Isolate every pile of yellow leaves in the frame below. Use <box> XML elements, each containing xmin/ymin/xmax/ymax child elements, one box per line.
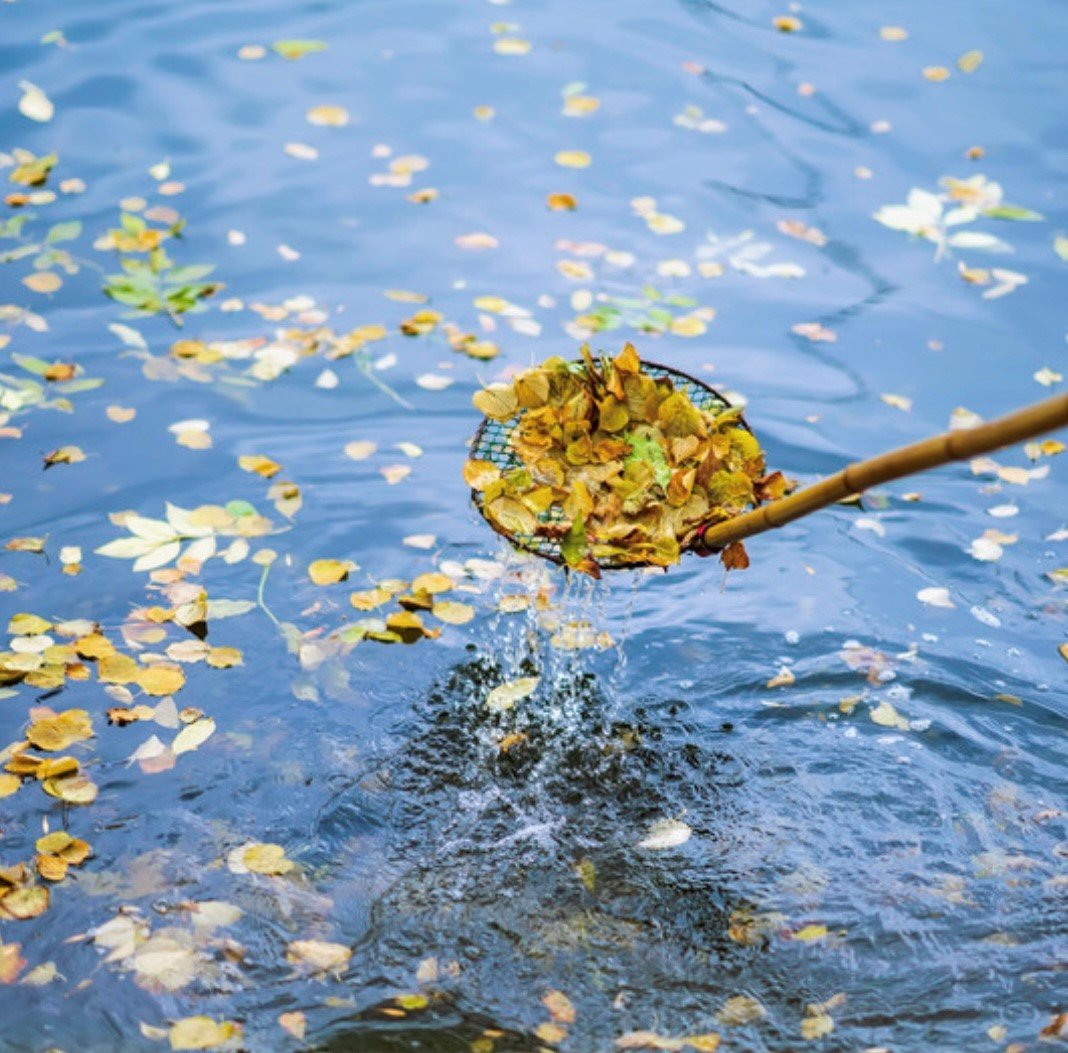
<box><xmin>467</xmin><ymin>344</ymin><xmax>782</xmax><ymax>574</ymax></box>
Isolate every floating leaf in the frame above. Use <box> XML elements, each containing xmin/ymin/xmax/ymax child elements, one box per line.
<box><xmin>917</xmin><ymin>586</ymin><xmax>955</xmax><ymax>609</ymax></box>
<box><xmin>307</xmin><ymin>104</ymin><xmax>349</xmax><ymax>127</ymax></box>
<box><xmin>308</xmin><ymin>559</ymin><xmax>356</xmax><ymax>585</ymax></box>
<box><xmin>27</xmin><ymin>709</ymin><xmax>93</xmax><ymax>751</ymax></box>
<box><xmin>228</xmin><ymin>842</ymin><xmax>294</xmax><ymax>876</ymax></box>
<box><xmin>638</xmin><ymin>818</ymin><xmax>692</xmax><ymax>851</ymax></box>
<box><xmin>172</xmin><ymin>717</ymin><xmax>216</xmax><ymax>755</ymax></box>
<box><xmin>272</xmin><ymin>39</ymin><xmax>326</xmax><ymax>59</ymax></box>
<box><xmin>168</xmin><ymin>1016</ymin><xmax>241</xmax><ymax>1050</ymax></box>
<box><xmin>486</xmin><ymin>676</ymin><xmax>540</xmax><ymax>712</ymax></box>
<box><xmin>286</xmin><ymin>939</ymin><xmax>351</xmax><ymax>972</ymax></box>
<box><xmin>17</xmin><ymin>80</ymin><xmax>53</xmax><ymax>122</ymax></box>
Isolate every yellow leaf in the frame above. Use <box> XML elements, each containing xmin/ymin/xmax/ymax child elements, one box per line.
<box><xmin>286</xmin><ymin>939</ymin><xmax>351</xmax><ymax>971</ymax></box>
<box><xmin>791</xmin><ymin>924</ymin><xmax>828</xmax><ymax>941</ymax></box>
<box><xmin>0</xmin><ymin>774</ymin><xmax>20</xmax><ymax>799</ymax></box>
<box><xmin>543</xmin><ymin>989</ymin><xmax>576</xmax><ymax>1024</ymax></box>
<box><xmin>230</xmin><ymin>842</ymin><xmax>294</xmax><ymax>876</ymax></box>
<box><xmin>472</xmin><ymin>383</ymin><xmax>518</xmax><ymax>421</ymax></box>
<box><xmin>432</xmin><ymin>600</ymin><xmax>475</xmax><ymax>625</ymax></box>
<box><xmin>279</xmin><ymin>1012</ymin><xmax>307</xmax><ymax>1039</ymax></box>
<box><xmin>41</xmin><ymin>774</ymin><xmax>97</xmax><ymax>804</ymax></box>
<box><xmin>554</xmin><ymin>150</ymin><xmax>591</xmax><ymax>169</ymax></box>
<box><xmin>493</xmin><ymin>37</ymin><xmax>531</xmax><ymax>55</ymax></box>
<box><xmin>22</xmin><ymin>271</ymin><xmax>62</xmax><ymax>294</ymax></box>
<box><xmin>98</xmin><ymin>653</ymin><xmax>141</xmax><ymax>684</ymax></box>
<box><xmin>138</xmin><ymin>664</ymin><xmax>186</xmax><ymax>696</ymax></box>
<box><xmin>308</xmin><ymin>559</ymin><xmax>356</xmax><ymax>585</ymax></box>
<box><xmin>206</xmin><ymin>646</ymin><xmax>243</xmax><ymax>668</ymax></box>
<box><xmin>773</xmin><ymin>15</ymin><xmax>802</xmax><ymax>31</ymax></box>
<box><xmin>957</xmin><ymin>49</ymin><xmax>983</xmax><ymax>73</ymax></box>
<box><xmin>411</xmin><ymin>572</ymin><xmax>454</xmax><ymax>595</ymax></box>
<box><xmin>26</xmin><ymin>709</ymin><xmax>93</xmax><ymax>751</ymax></box>
<box><xmin>172</xmin><ymin>717</ymin><xmax>216</xmax><ymax>755</ymax></box>
<box><xmin>8</xmin><ymin>613</ymin><xmax>52</xmax><ymax>635</ymax></box>
<box><xmin>486</xmin><ymin>676</ymin><xmax>539</xmax><ymax>712</ymax></box>
<box><xmin>343</xmin><ymin>440</ymin><xmax>377</xmax><ymax>460</ymax></box>
<box><xmin>238</xmin><ymin>454</ymin><xmax>282</xmax><ymax>478</ymax></box>
<box><xmin>923</xmin><ymin>66</ymin><xmax>951</xmax><ymax>82</ymax></box>
<box><xmin>168</xmin><ymin>1016</ymin><xmax>240</xmax><ymax>1050</ymax></box>
<box><xmin>306</xmin><ymin>104</ymin><xmax>349</xmax><ymax>127</ymax></box>
<box><xmin>547</xmin><ymin>193</ymin><xmax>578</xmax><ymax>211</ymax></box>
<box><xmin>0</xmin><ymin>886</ymin><xmax>49</xmax><ymax>920</ymax></box>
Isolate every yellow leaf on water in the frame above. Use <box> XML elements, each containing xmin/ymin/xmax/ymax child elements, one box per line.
<box><xmin>286</xmin><ymin>939</ymin><xmax>351</xmax><ymax>972</ymax></box>
<box><xmin>0</xmin><ymin>774</ymin><xmax>19</xmax><ymax>799</ymax></box>
<box><xmin>138</xmin><ymin>664</ymin><xmax>185</xmax><ymax>696</ymax></box>
<box><xmin>8</xmin><ymin>613</ymin><xmax>52</xmax><ymax>635</ymax></box>
<box><xmin>344</xmin><ymin>440</ymin><xmax>377</xmax><ymax>460</ymax></box>
<box><xmin>957</xmin><ymin>49</ymin><xmax>984</xmax><ymax>73</ymax></box>
<box><xmin>1057</xmin><ymin>643</ymin><xmax>1067</xmax><ymax>664</ymax></box>
<box><xmin>206</xmin><ymin>646</ymin><xmax>243</xmax><ymax>668</ymax></box>
<box><xmin>543</xmin><ymin>990</ymin><xmax>576</xmax><ymax>1024</ymax></box>
<box><xmin>773</xmin><ymin>15</ymin><xmax>802</xmax><ymax>31</ymax></box>
<box><xmin>168</xmin><ymin>1015</ymin><xmax>241</xmax><ymax>1050</ymax></box>
<box><xmin>547</xmin><ymin>193</ymin><xmax>578</xmax><ymax>211</ymax></box>
<box><xmin>308</xmin><ymin>559</ymin><xmax>356</xmax><ymax>585</ymax></box>
<box><xmin>41</xmin><ymin>774</ymin><xmax>97</xmax><ymax>805</ymax></box>
<box><xmin>27</xmin><ymin>709</ymin><xmax>93</xmax><ymax>751</ymax></box>
<box><xmin>238</xmin><ymin>454</ymin><xmax>282</xmax><ymax>478</ymax></box>
<box><xmin>493</xmin><ymin>37</ymin><xmax>531</xmax><ymax>55</ymax></box>
<box><xmin>0</xmin><ymin>886</ymin><xmax>49</xmax><ymax>920</ymax></box>
<box><xmin>486</xmin><ymin>676</ymin><xmax>540</xmax><ymax>712</ymax></box>
<box><xmin>870</xmin><ymin>701</ymin><xmax>909</xmax><ymax>730</ymax></box>
<box><xmin>411</xmin><ymin>572</ymin><xmax>454</xmax><ymax>595</ymax></box>
<box><xmin>555</xmin><ymin>150</ymin><xmax>591</xmax><ymax>169</ymax></box>
<box><xmin>306</xmin><ymin>104</ymin><xmax>349</xmax><ymax>127</ymax></box>
<box><xmin>881</xmin><ymin>393</ymin><xmax>913</xmax><ymax>412</ymax></box>
<box><xmin>791</xmin><ymin>924</ymin><xmax>829</xmax><ymax>941</ymax></box>
<box><xmin>880</xmin><ymin>25</ymin><xmax>908</xmax><ymax>41</ymax></box>
<box><xmin>22</xmin><ymin>271</ymin><xmax>62</xmax><ymax>294</ymax></box>
<box><xmin>923</xmin><ymin>66</ymin><xmax>951</xmax><ymax>82</ymax></box>
<box><xmin>229</xmin><ymin>842</ymin><xmax>293</xmax><ymax>876</ymax></box>
<box><xmin>172</xmin><ymin>717</ymin><xmax>215</xmax><ymax>755</ymax></box>
<box><xmin>380</xmin><ymin>464</ymin><xmax>412</xmax><ymax>485</ymax></box>
<box><xmin>432</xmin><ymin>600</ymin><xmax>475</xmax><ymax>625</ymax></box>
<box><xmin>800</xmin><ymin>1011</ymin><xmax>834</xmax><ymax>1040</ymax></box>
<box><xmin>279</xmin><ymin>1012</ymin><xmax>307</xmax><ymax>1039</ymax></box>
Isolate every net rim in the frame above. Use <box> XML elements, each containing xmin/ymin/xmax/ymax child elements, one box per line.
<box><xmin>468</xmin><ymin>360</ymin><xmax>752</xmax><ymax>570</ymax></box>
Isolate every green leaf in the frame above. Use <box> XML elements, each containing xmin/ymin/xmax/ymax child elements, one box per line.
<box><xmin>165</xmin><ymin>263</ymin><xmax>215</xmax><ymax>284</ymax></box>
<box><xmin>560</xmin><ymin>514</ymin><xmax>589</xmax><ymax>567</ymax></box>
<box><xmin>46</xmin><ymin>220</ymin><xmax>82</xmax><ymax>243</ymax></box>
<box><xmin>225</xmin><ymin>499</ymin><xmax>257</xmax><ymax>518</ymax></box>
<box><xmin>984</xmin><ymin>204</ymin><xmax>1044</xmax><ymax>221</ymax></box>
<box><xmin>626</xmin><ymin>432</ymin><xmax>671</xmax><ymax>488</ymax></box>
<box><xmin>272</xmin><ymin>39</ymin><xmax>326</xmax><ymax>59</ymax></box>
<box><xmin>10</xmin><ymin>353</ymin><xmax>51</xmax><ymax>377</ymax></box>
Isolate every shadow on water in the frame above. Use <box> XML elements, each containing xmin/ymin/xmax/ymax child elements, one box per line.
<box><xmin>313</xmin><ymin>642</ymin><xmax>830</xmax><ymax>1051</ymax></box>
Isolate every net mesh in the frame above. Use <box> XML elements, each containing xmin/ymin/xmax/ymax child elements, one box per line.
<box><xmin>469</xmin><ymin>362</ymin><xmax>737</xmax><ymax>569</ymax></box>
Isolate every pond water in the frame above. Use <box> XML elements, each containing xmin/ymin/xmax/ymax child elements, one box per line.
<box><xmin>1</xmin><ymin>0</ymin><xmax>1066</xmax><ymax>1049</ymax></box>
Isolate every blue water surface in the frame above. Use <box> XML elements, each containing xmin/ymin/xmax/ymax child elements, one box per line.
<box><xmin>0</xmin><ymin>0</ymin><xmax>1066</xmax><ymax>1050</ymax></box>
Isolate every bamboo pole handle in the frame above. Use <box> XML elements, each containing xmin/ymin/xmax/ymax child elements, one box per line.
<box><xmin>697</xmin><ymin>392</ymin><xmax>1068</xmax><ymax>553</ymax></box>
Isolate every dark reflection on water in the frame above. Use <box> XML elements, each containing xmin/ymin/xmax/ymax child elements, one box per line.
<box><xmin>1</xmin><ymin>0</ymin><xmax>1066</xmax><ymax>1047</ymax></box>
